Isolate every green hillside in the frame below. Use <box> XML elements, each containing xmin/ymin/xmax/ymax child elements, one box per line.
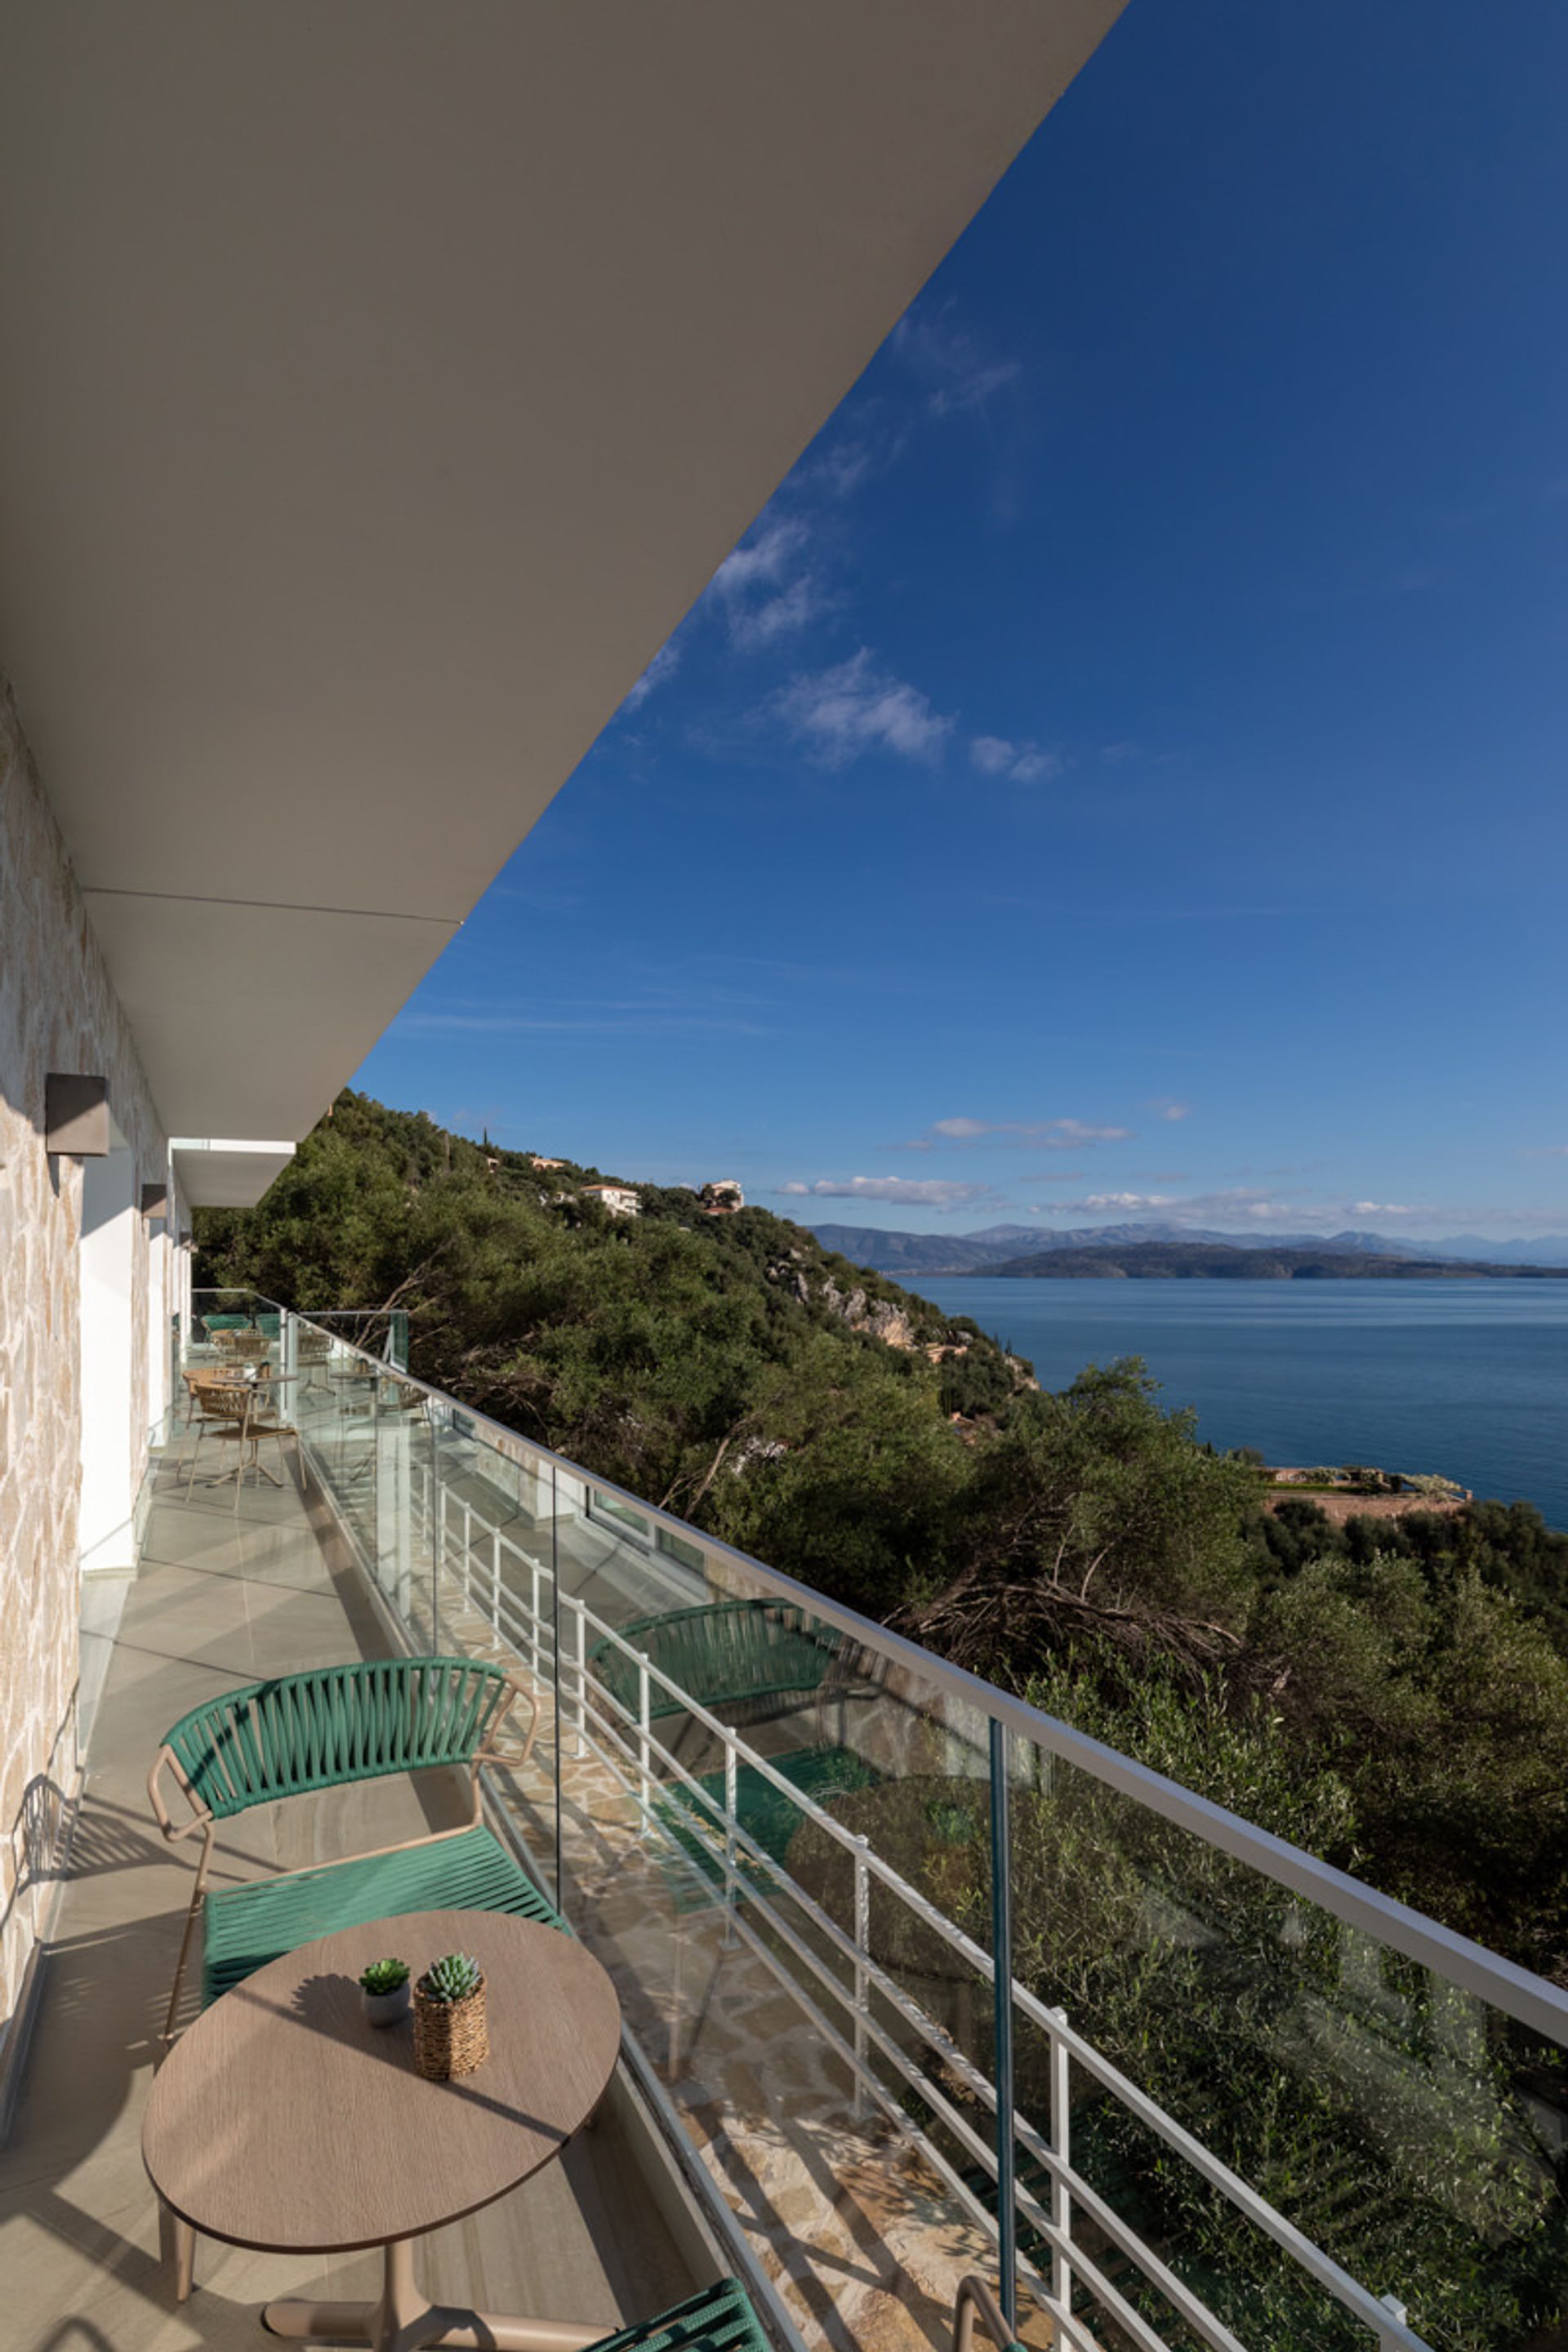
<box><xmin>194</xmin><ymin>1091</ymin><xmax>1031</xmax><ymax>1608</ymax></box>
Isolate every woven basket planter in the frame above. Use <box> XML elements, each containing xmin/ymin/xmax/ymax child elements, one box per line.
<box><xmin>412</xmin><ymin>1971</ymin><xmax>489</xmax><ymax>2080</ymax></box>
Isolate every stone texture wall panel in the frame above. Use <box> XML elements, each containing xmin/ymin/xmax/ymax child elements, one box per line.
<box><xmin>1</xmin><ymin>674</ymin><xmax>175</xmax><ymax>2051</ymax></box>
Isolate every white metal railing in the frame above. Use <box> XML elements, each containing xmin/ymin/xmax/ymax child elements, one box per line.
<box><xmin>187</xmin><ymin>1293</ymin><xmax>1568</xmax><ymax>2352</ymax></box>
<box><xmin>399</xmin><ymin>1433</ymin><xmax>1436</xmax><ymax>2352</ymax></box>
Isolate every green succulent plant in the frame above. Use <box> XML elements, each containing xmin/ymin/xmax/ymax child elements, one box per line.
<box><xmin>358</xmin><ymin>1957</ymin><xmax>410</xmax><ymax>1996</ymax></box>
<box><xmin>418</xmin><ymin>1951</ymin><xmax>483</xmax><ymax>2005</ymax></box>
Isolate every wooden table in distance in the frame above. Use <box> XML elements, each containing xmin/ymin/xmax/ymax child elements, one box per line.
<box><xmin>143</xmin><ymin>1908</ymin><xmax>622</xmax><ymax>2352</ymax></box>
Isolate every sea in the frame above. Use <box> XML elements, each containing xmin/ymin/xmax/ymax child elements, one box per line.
<box><xmin>920</xmin><ymin>1277</ymin><xmax>1568</xmax><ymax>1532</ymax></box>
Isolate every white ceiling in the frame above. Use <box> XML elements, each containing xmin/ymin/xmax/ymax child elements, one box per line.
<box><xmin>172</xmin><ymin>1141</ymin><xmax>296</xmax><ymax>1213</ymax></box>
<box><xmin>1</xmin><ymin>1</ymin><xmax>1123</xmax><ymax>1154</ymax></box>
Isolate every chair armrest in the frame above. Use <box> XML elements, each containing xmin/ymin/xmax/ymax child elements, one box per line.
<box><xmin>148</xmin><ymin>1744</ymin><xmax>213</xmax><ymax>1843</ymax></box>
<box><xmin>474</xmin><ymin>1672</ymin><xmax>541</xmax><ymax>1775</ymax></box>
<box><xmin>952</xmin><ymin>2278</ymin><xmax>1018</xmax><ymax>2352</ymax></box>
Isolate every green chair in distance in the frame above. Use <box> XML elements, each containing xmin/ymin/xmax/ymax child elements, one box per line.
<box><xmin>589</xmin><ymin>1599</ymin><xmax>840</xmax><ymax>1726</ymax></box>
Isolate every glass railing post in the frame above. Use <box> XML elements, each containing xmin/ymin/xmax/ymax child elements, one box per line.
<box><xmin>427</xmin><ymin>1405</ymin><xmax>439</xmax><ymax>1650</ymax></box>
<box><xmin>549</xmin><ymin>1460</ymin><xmax>564</xmax><ymax>1912</ymax></box>
<box><xmin>1379</xmin><ymin>2296</ymin><xmax>1410</xmax><ymax>2350</ymax></box>
<box><xmin>853</xmin><ymin>1834</ymin><xmax>871</xmax><ymax>2121</ymax></box>
<box><xmin>988</xmin><ymin>1716</ymin><xmax>1018</xmax><ymax>2333</ymax></box>
<box><xmin>637</xmin><ymin>1652</ymin><xmax>653</xmax><ymax>1811</ymax></box>
<box><xmin>1049</xmin><ymin>2004</ymin><xmax>1072</xmax><ymax>2322</ymax></box>
<box><xmin>723</xmin><ymin>1735</ymin><xmax>740</xmax><ymax>1949</ymax></box>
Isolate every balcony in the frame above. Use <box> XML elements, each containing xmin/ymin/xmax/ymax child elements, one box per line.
<box><xmin>3</xmin><ymin>1294</ymin><xmax>1565</xmax><ymax>2352</ymax></box>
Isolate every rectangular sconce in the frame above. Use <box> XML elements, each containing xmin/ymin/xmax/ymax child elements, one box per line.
<box><xmin>45</xmin><ymin>1073</ymin><xmax>109</xmax><ymax>1156</ymax></box>
<box><xmin>140</xmin><ymin>1183</ymin><xmax>171</xmax><ymax>1219</ymax></box>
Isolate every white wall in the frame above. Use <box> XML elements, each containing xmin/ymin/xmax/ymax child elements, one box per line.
<box><xmin>78</xmin><ymin>1134</ymin><xmax>136</xmax><ymax>1575</ymax></box>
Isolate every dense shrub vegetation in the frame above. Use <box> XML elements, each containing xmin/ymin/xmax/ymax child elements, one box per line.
<box><xmin>198</xmin><ymin>1093</ymin><xmax>1568</xmax><ymax>2345</ymax></box>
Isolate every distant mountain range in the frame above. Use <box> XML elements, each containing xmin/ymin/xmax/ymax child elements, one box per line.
<box><xmin>987</xmin><ymin>1241</ymin><xmax>1568</xmax><ymax>1281</ymax></box>
<box><xmin>808</xmin><ymin>1219</ymin><xmax>1568</xmax><ymax>1279</ymax></box>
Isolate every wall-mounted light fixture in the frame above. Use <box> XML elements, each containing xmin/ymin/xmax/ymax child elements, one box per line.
<box><xmin>45</xmin><ymin>1073</ymin><xmax>109</xmax><ymax>1156</ymax></box>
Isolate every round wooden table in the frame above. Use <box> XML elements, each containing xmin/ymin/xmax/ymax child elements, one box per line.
<box><xmin>143</xmin><ymin>1908</ymin><xmax>621</xmax><ymax>2352</ymax></box>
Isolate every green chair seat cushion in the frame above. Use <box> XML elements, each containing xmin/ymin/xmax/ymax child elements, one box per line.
<box><xmin>201</xmin><ymin>1823</ymin><xmax>560</xmax><ymax>2007</ymax></box>
<box><xmin>584</xmin><ymin>2278</ymin><xmax>768</xmax><ymax>2352</ymax></box>
<box><xmin>201</xmin><ymin>1313</ymin><xmax>252</xmax><ymax>1331</ymax></box>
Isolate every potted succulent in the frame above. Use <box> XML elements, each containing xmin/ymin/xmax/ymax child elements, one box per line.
<box><xmin>412</xmin><ymin>1950</ymin><xmax>488</xmax><ymax>2080</ymax></box>
<box><xmin>358</xmin><ymin>1956</ymin><xmax>412</xmax><ymax>2027</ymax></box>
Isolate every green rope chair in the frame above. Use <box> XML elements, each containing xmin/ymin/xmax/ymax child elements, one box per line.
<box><xmin>589</xmin><ymin>1599</ymin><xmax>840</xmax><ymax>1725</ymax></box>
<box><xmin>149</xmin><ymin>1656</ymin><xmax>557</xmax><ymax>2038</ymax></box>
<box><xmin>582</xmin><ymin>2279</ymin><xmax>769</xmax><ymax>2352</ymax></box>
<box><xmin>572</xmin><ymin>2267</ymin><xmax>1010</xmax><ymax>2352</ymax></box>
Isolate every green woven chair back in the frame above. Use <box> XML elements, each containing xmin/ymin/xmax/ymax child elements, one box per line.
<box><xmin>590</xmin><ymin>1599</ymin><xmax>835</xmax><ymax>1722</ymax></box>
<box><xmin>254</xmin><ymin>1312</ymin><xmax>282</xmax><ymax>1339</ymax></box>
<box><xmin>200</xmin><ymin>1312</ymin><xmax>252</xmax><ymax>1331</ymax></box>
<box><xmin>161</xmin><ymin>1658</ymin><xmax>513</xmax><ymax>1819</ymax></box>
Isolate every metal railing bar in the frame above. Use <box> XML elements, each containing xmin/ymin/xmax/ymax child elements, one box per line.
<box><xmin>531</xmin><ymin>1646</ymin><xmax>1379</xmax><ymax>2352</ymax></box>
<box><xmin>1010</xmin><ymin>1984</ymin><xmax>1434</xmax><ymax>2350</ymax></box>
<box><xmin>569</xmin><ymin>1597</ymin><xmax>1000</xmax><ymax>1968</ymax></box>
<box><xmin>562</xmin><ymin>1669</ymin><xmax>1251</xmax><ymax>2352</ymax></box>
<box><xmin>565</xmin><ymin>1675</ymin><xmax>1012</xmax><ymax>2116</ymax></box>
<box><xmin>428</xmin><ymin>1482</ymin><xmax>1441</xmax><ymax>2352</ymax></box>
<box><xmin>1012</xmin><ymin>2173</ymin><xmax>1247</xmax><ymax>2352</ymax></box>
<box><xmin>554</xmin><ymin>1695</ymin><xmax>1018</xmax><ymax>2201</ymax></box>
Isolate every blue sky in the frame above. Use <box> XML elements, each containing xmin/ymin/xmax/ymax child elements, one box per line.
<box><xmin>359</xmin><ymin>1</ymin><xmax>1568</xmax><ymax>1241</ymax></box>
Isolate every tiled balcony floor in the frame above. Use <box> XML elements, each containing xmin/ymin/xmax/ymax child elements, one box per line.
<box><xmin>0</xmin><ymin>1458</ymin><xmax>695</xmax><ymax>2351</ymax></box>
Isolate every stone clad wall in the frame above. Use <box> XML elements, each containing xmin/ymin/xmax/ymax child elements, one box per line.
<box><xmin>0</xmin><ymin>675</ymin><xmax>173</xmax><ymax>2059</ymax></box>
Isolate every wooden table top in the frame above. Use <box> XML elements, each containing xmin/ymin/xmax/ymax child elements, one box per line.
<box><xmin>142</xmin><ymin>1909</ymin><xmax>621</xmax><ymax>2255</ymax></box>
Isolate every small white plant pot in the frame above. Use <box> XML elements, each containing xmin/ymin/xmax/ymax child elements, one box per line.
<box><xmin>363</xmin><ymin>1980</ymin><xmax>412</xmax><ymax>2028</ymax></box>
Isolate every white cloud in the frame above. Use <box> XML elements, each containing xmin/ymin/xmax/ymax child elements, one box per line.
<box><xmin>810</xmin><ymin>440</ymin><xmax>875</xmax><ymax>497</ymax></box>
<box><xmin>920</xmin><ymin>1116</ymin><xmax>1132</xmax><ymax>1151</ymax></box>
<box><xmin>730</xmin><ymin>574</ymin><xmax>821</xmax><ymax>651</ymax></box>
<box><xmin>776</xmin><ymin>1175</ymin><xmax>993</xmax><ymax>1211</ymax></box>
<box><xmin>775</xmin><ymin>649</ymin><xmax>953</xmax><ymax>766</ymax></box>
<box><xmin>710</xmin><ymin>518</ymin><xmax>822</xmax><ymax>652</ymax></box>
<box><xmin>970</xmin><ymin>734</ymin><xmax>1062</xmax><ymax>783</ymax></box>
<box><xmin>621</xmin><ymin>640</ymin><xmax>680</xmax><ymax>710</ymax></box>
<box><xmin>1044</xmin><ymin>1120</ymin><xmax>1132</xmax><ymax>1148</ymax></box>
<box><xmin>1150</xmin><ymin>1098</ymin><xmax>1192</xmax><ymax>1122</ymax></box>
<box><xmin>1013</xmin><ymin>1183</ymin><xmax>1568</xmax><ymax>1240</ymax></box>
<box><xmin>969</xmin><ymin>737</ymin><xmax>1013</xmax><ymax>777</ymax></box>
<box><xmin>713</xmin><ymin>519</ymin><xmax>807</xmax><ymax>601</ymax></box>
<box><xmin>893</xmin><ymin>311</ymin><xmax>1022</xmax><ymax>420</ymax></box>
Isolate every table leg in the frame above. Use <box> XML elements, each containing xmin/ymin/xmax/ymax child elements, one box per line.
<box><xmin>262</xmin><ymin>2238</ymin><xmax>609</xmax><ymax>2352</ymax></box>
